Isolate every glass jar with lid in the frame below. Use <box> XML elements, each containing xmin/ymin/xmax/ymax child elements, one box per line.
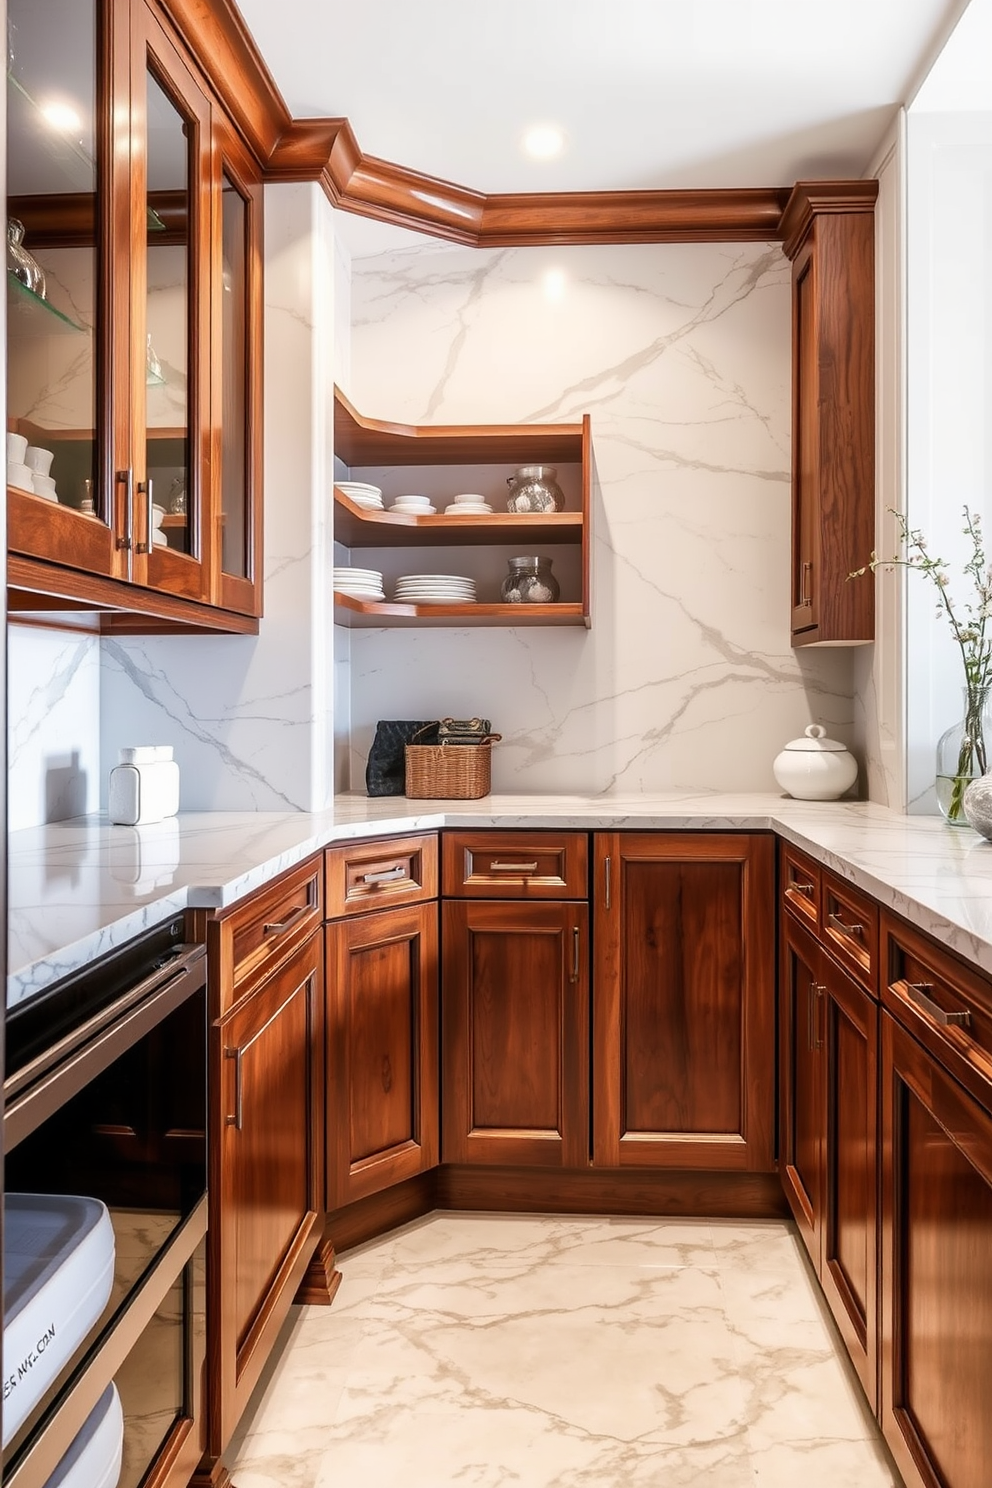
<box><xmin>505</xmin><ymin>465</ymin><xmax>565</xmax><ymax>513</ymax></box>
<box><xmin>500</xmin><ymin>556</ymin><xmax>560</xmax><ymax>604</ymax></box>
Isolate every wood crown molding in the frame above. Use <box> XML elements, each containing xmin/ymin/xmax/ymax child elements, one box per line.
<box><xmin>779</xmin><ymin>179</ymin><xmax>880</xmax><ymax>261</ymax></box>
<box><xmin>160</xmin><ymin>0</ymin><xmax>870</xmax><ymax>248</ymax></box>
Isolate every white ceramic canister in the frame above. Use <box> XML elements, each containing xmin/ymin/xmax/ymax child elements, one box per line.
<box><xmin>772</xmin><ymin>725</ymin><xmax>858</xmax><ymax>801</ymax></box>
<box><xmin>108</xmin><ymin>745</ymin><xmax>180</xmax><ymax>825</ymax></box>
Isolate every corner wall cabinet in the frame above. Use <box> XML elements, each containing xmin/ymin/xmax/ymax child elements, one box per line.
<box><xmin>780</xmin><ymin>181</ymin><xmax>876</xmax><ymax>647</ymax></box>
<box><xmin>5</xmin><ymin>0</ymin><xmax>263</xmax><ymax>633</ymax></box>
<box><xmin>332</xmin><ymin>388</ymin><xmax>591</xmax><ymax>627</ymax></box>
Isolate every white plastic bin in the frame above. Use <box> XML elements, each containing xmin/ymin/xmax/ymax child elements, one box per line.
<box><xmin>44</xmin><ymin>1382</ymin><xmax>124</xmax><ymax>1488</ymax></box>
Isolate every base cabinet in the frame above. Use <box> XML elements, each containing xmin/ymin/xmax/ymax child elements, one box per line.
<box><xmin>326</xmin><ymin>903</ymin><xmax>439</xmax><ymax>1207</ymax></box>
<box><xmin>441</xmin><ymin>899</ymin><xmax>590</xmax><ymax>1167</ymax></box>
<box><xmin>208</xmin><ymin>920</ymin><xmax>324</xmax><ymax>1454</ymax></box>
<box><xmin>780</xmin><ymin>877</ymin><xmax>879</xmax><ymax>1405</ymax></box>
<box><xmin>593</xmin><ymin>833</ymin><xmax>775</xmax><ymax>1171</ymax></box>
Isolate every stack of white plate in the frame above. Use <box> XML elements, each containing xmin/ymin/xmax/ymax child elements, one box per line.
<box><xmin>390</xmin><ymin>494</ymin><xmax>436</xmax><ymax>515</ymax></box>
<box><xmin>445</xmin><ymin>492</ymin><xmax>493</xmax><ymax>515</ymax></box>
<box><xmin>334</xmin><ymin>566</ymin><xmax>385</xmax><ymax>601</ymax></box>
<box><xmin>337</xmin><ymin>481</ymin><xmax>383</xmax><ymax>510</ymax></box>
<box><xmin>394</xmin><ymin>573</ymin><xmax>477</xmax><ymax>605</ymax></box>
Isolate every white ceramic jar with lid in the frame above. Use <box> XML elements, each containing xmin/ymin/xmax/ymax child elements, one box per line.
<box><xmin>772</xmin><ymin>725</ymin><xmax>858</xmax><ymax>801</ymax></box>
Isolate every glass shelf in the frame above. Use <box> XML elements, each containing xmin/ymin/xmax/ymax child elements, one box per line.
<box><xmin>7</xmin><ymin>272</ymin><xmax>88</xmax><ymax>334</ymax></box>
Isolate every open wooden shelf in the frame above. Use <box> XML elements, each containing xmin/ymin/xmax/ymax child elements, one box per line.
<box><xmin>333</xmin><ymin>590</ymin><xmax>585</xmax><ymax>628</ymax></box>
<box><xmin>334</xmin><ymin>488</ymin><xmax>583</xmax><ymax>548</ymax></box>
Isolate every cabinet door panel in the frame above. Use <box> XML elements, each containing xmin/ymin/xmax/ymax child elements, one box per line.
<box><xmin>779</xmin><ymin>912</ymin><xmax>822</xmax><ymax>1258</ymax></box>
<box><xmin>594</xmin><ymin>834</ymin><xmax>775</xmax><ymax>1172</ymax></box>
<box><xmin>442</xmin><ymin>901</ymin><xmax>589</xmax><ymax>1168</ymax></box>
<box><xmin>881</xmin><ymin>1011</ymin><xmax>992</xmax><ymax>1488</ymax></box>
<box><xmin>822</xmin><ymin>961</ymin><xmax>877</xmax><ymax>1408</ymax></box>
<box><xmin>215</xmin><ymin>931</ymin><xmax>322</xmax><ymax>1443</ymax></box>
<box><xmin>326</xmin><ymin>903</ymin><xmax>439</xmax><ymax>1207</ymax></box>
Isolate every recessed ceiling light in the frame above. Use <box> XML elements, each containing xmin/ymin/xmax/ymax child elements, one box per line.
<box><xmin>522</xmin><ymin>124</ymin><xmax>565</xmax><ymax>161</ymax></box>
<box><xmin>41</xmin><ymin>101</ymin><xmax>82</xmax><ymax>134</ymax></box>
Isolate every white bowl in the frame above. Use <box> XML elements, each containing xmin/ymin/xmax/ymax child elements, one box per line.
<box><xmin>7</xmin><ymin>432</ymin><xmax>28</xmax><ymax>463</ymax></box>
<box><xmin>7</xmin><ymin>461</ymin><xmax>34</xmax><ymax>489</ymax></box>
<box><xmin>33</xmin><ymin>474</ymin><xmax>58</xmax><ymax>495</ymax></box>
<box><xmin>25</xmin><ymin>445</ymin><xmax>55</xmax><ymax>477</ymax></box>
<box><xmin>452</xmin><ymin>493</ymin><xmax>487</xmax><ymax>503</ymax></box>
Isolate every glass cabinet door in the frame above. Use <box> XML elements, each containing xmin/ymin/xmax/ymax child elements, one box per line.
<box><xmin>5</xmin><ymin>0</ymin><xmax>124</xmax><ymax>578</ymax></box>
<box><xmin>130</xmin><ymin>1</ymin><xmax>212</xmax><ymax>603</ymax></box>
<box><xmin>214</xmin><ymin>122</ymin><xmax>262</xmax><ymax>616</ymax></box>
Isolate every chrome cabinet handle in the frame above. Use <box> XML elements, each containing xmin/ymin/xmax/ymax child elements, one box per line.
<box><xmin>906</xmin><ymin>982</ymin><xmax>971</xmax><ymax>1029</ymax></box>
<box><xmin>604</xmin><ymin>855</ymin><xmax>612</xmax><ymax>910</ymax></box>
<box><xmin>263</xmin><ymin>903</ymin><xmax>309</xmax><ymax>936</ymax></box>
<box><xmin>570</xmin><ymin>926</ymin><xmax>580</xmax><ymax>983</ymax></box>
<box><xmin>135</xmin><ymin>476</ymin><xmax>154</xmax><ymax>554</ymax></box>
<box><xmin>793</xmin><ymin>881</ymin><xmax>815</xmax><ymax>898</ymax></box>
<box><xmin>225</xmin><ymin>1046</ymin><xmax>244</xmax><ymax>1130</ymax></box>
<box><xmin>488</xmin><ymin>860</ymin><xmax>539</xmax><ymax>872</ymax></box>
<box><xmin>828</xmin><ymin>913</ymin><xmax>864</xmax><ymax>939</ymax></box>
<box><xmin>116</xmin><ymin>469</ymin><xmax>133</xmax><ymax>552</ymax></box>
<box><xmin>362</xmin><ymin>865</ymin><xmax>407</xmax><ymax>884</ymax></box>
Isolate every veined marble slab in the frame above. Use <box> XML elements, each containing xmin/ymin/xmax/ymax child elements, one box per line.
<box><xmin>9</xmin><ymin>794</ymin><xmax>992</xmax><ymax>1006</ymax></box>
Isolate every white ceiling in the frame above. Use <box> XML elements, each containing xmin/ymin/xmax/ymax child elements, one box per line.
<box><xmin>237</xmin><ymin>0</ymin><xmax>969</xmax><ymax>198</ymax></box>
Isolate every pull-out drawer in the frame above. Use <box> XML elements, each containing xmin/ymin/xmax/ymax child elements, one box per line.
<box><xmin>780</xmin><ymin>841</ymin><xmax>820</xmax><ymax>927</ymax></box>
<box><xmin>215</xmin><ymin>855</ymin><xmax>323</xmax><ymax>1013</ymax></box>
<box><xmin>822</xmin><ymin>869</ymin><xmax>878</xmax><ymax>993</ymax></box>
<box><xmin>882</xmin><ymin>910</ymin><xmax>992</xmax><ymax>1110</ymax></box>
<box><xmin>325</xmin><ymin>834</ymin><xmax>438</xmax><ymax>919</ymax></box>
<box><xmin>442</xmin><ymin>831</ymin><xmax>588</xmax><ymax>899</ymax></box>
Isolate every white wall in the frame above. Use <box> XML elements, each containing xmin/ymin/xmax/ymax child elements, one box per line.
<box><xmin>7</xmin><ymin>622</ymin><xmax>101</xmax><ymax>830</ymax></box>
<box><xmin>342</xmin><ymin>238</ymin><xmax>855</xmax><ymax>796</ymax></box>
<box><xmin>100</xmin><ymin>182</ymin><xmax>338</xmax><ymax>812</ymax></box>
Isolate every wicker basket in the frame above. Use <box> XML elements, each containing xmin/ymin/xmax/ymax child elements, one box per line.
<box><xmin>404</xmin><ymin>742</ymin><xmax>493</xmax><ymax>799</ymax></box>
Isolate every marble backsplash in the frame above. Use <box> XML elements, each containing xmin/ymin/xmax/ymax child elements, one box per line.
<box><xmin>8</xmin><ymin>621</ymin><xmax>102</xmax><ymax>831</ymax></box>
<box><xmin>343</xmin><ymin>238</ymin><xmax>855</xmax><ymax>796</ymax></box>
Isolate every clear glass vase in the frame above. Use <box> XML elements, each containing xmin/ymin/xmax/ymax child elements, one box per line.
<box><xmin>936</xmin><ymin>686</ymin><xmax>992</xmax><ymax>824</ymax></box>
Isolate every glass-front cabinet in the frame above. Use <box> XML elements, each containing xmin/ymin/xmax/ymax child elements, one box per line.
<box><xmin>5</xmin><ymin>0</ymin><xmax>262</xmax><ymax>628</ymax></box>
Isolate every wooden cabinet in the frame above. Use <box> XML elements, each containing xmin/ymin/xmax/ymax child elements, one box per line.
<box><xmin>332</xmin><ymin>388</ymin><xmax>591</xmax><ymax>627</ymax></box>
<box><xmin>325</xmin><ymin>902</ymin><xmax>439</xmax><ymax>1207</ymax></box>
<box><xmin>441</xmin><ymin>899</ymin><xmax>590</xmax><ymax>1167</ymax></box>
<box><xmin>592</xmin><ymin>832</ymin><xmax>775</xmax><ymax>1171</ymax></box>
<box><xmin>780</xmin><ymin>181</ymin><xmax>877</xmax><ymax>647</ymax></box>
<box><xmin>205</xmin><ymin>874</ymin><xmax>324</xmax><ymax>1455</ymax></box>
<box><xmin>6</xmin><ymin>0</ymin><xmax>262</xmax><ymax>632</ymax></box>
<box><xmin>779</xmin><ymin>846</ymin><xmax>879</xmax><ymax>1405</ymax></box>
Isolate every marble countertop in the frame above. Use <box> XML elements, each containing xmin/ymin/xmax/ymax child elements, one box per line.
<box><xmin>10</xmin><ymin>792</ymin><xmax>992</xmax><ymax>1007</ymax></box>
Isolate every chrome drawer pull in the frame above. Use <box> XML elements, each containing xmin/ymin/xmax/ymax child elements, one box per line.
<box><xmin>362</xmin><ymin>865</ymin><xmax>407</xmax><ymax>884</ymax></box>
<box><xmin>906</xmin><ymin>982</ymin><xmax>971</xmax><ymax>1029</ymax></box>
<box><xmin>488</xmin><ymin>860</ymin><xmax>539</xmax><ymax>872</ymax></box>
<box><xmin>263</xmin><ymin>903</ymin><xmax>309</xmax><ymax>936</ymax></box>
<box><xmin>793</xmin><ymin>881</ymin><xmax>815</xmax><ymax>897</ymax></box>
<box><xmin>828</xmin><ymin>913</ymin><xmax>865</xmax><ymax>939</ymax></box>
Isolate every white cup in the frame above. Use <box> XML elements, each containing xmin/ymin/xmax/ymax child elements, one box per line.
<box><xmin>25</xmin><ymin>445</ymin><xmax>54</xmax><ymax>477</ymax></box>
<box><xmin>7</xmin><ymin>461</ymin><xmax>34</xmax><ymax>489</ymax></box>
<box><xmin>7</xmin><ymin>432</ymin><xmax>28</xmax><ymax>463</ymax></box>
<box><xmin>33</xmin><ymin>474</ymin><xmax>57</xmax><ymax>495</ymax></box>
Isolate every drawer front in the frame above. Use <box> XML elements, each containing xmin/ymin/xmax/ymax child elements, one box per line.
<box><xmin>218</xmin><ymin>856</ymin><xmax>323</xmax><ymax>1013</ymax></box>
<box><xmin>822</xmin><ymin>869</ymin><xmax>878</xmax><ymax>993</ymax></box>
<box><xmin>442</xmin><ymin>831</ymin><xmax>588</xmax><ymax>899</ymax></box>
<box><xmin>780</xmin><ymin>841</ymin><xmax>820</xmax><ymax>927</ymax></box>
<box><xmin>882</xmin><ymin>911</ymin><xmax>992</xmax><ymax>1111</ymax></box>
<box><xmin>325</xmin><ymin>834</ymin><xmax>438</xmax><ymax>919</ymax></box>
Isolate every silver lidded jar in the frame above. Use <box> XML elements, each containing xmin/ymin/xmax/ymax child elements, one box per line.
<box><xmin>500</xmin><ymin>556</ymin><xmax>560</xmax><ymax>604</ymax></box>
<box><xmin>506</xmin><ymin>465</ymin><xmax>565</xmax><ymax>513</ymax></box>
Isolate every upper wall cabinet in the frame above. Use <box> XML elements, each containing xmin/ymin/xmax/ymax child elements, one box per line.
<box><xmin>333</xmin><ymin>388</ymin><xmax>591</xmax><ymax>627</ymax></box>
<box><xmin>5</xmin><ymin>0</ymin><xmax>263</xmax><ymax>632</ymax></box>
<box><xmin>781</xmin><ymin>182</ymin><xmax>876</xmax><ymax>648</ymax></box>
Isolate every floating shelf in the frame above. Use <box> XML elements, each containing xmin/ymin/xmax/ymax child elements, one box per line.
<box><xmin>7</xmin><ymin>273</ymin><xmax>88</xmax><ymax>335</ymax></box>
<box><xmin>333</xmin><ymin>590</ymin><xmax>585</xmax><ymax>628</ymax></box>
<box><xmin>333</xmin><ymin>488</ymin><xmax>584</xmax><ymax>549</ymax></box>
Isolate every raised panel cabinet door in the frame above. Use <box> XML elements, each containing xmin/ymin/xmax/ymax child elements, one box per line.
<box><xmin>778</xmin><ymin>911</ymin><xmax>823</xmax><ymax>1262</ymax></box>
<box><xmin>326</xmin><ymin>903</ymin><xmax>439</xmax><ymax>1207</ymax></box>
<box><xmin>593</xmin><ymin>833</ymin><xmax>775</xmax><ymax>1171</ymax></box>
<box><xmin>821</xmin><ymin>958</ymin><xmax>878</xmax><ymax>1409</ymax></box>
<box><xmin>214</xmin><ymin>931</ymin><xmax>323</xmax><ymax>1447</ymax></box>
<box><xmin>791</xmin><ymin>237</ymin><xmax>820</xmax><ymax>635</ymax></box>
<box><xmin>880</xmin><ymin>1011</ymin><xmax>992</xmax><ymax>1488</ymax></box>
<box><xmin>441</xmin><ymin>900</ymin><xmax>590</xmax><ymax>1168</ymax></box>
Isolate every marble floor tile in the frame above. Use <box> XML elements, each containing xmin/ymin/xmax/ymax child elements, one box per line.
<box><xmin>225</xmin><ymin>1213</ymin><xmax>898</xmax><ymax>1488</ymax></box>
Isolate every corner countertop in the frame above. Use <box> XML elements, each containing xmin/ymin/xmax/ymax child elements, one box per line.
<box><xmin>10</xmin><ymin>792</ymin><xmax>992</xmax><ymax>1007</ymax></box>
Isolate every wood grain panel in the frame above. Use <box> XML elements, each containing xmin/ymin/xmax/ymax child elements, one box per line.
<box><xmin>325</xmin><ymin>834</ymin><xmax>437</xmax><ymax>919</ymax></box>
<box><xmin>334</xmin><ymin>386</ymin><xmax>583</xmax><ymax>467</ymax></box>
<box><xmin>441</xmin><ymin>900</ymin><xmax>589</xmax><ymax>1168</ymax></box>
<box><xmin>348</xmin><ymin>937</ymin><xmax>415</xmax><ymax>1161</ymax></box>
<box><xmin>881</xmin><ymin>1010</ymin><xmax>992</xmax><ymax>1488</ymax></box>
<box><xmin>442</xmin><ymin>831</ymin><xmax>588</xmax><ymax>899</ymax></box>
<box><xmin>779</xmin><ymin>912</ymin><xmax>822</xmax><ymax>1259</ymax></box>
<box><xmin>8</xmin><ymin>554</ymin><xmax>259</xmax><ymax>634</ymax></box>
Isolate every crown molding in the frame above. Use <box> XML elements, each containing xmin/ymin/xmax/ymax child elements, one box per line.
<box><xmin>160</xmin><ymin>0</ymin><xmax>864</xmax><ymax>249</ymax></box>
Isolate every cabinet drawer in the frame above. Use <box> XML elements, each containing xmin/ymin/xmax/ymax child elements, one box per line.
<box><xmin>442</xmin><ymin>831</ymin><xmax>588</xmax><ymax>899</ymax></box>
<box><xmin>882</xmin><ymin>912</ymin><xmax>992</xmax><ymax>1110</ymax></box>
<box><xmin>780</xmin><ymin>841</ymin><xmax>820</xmax><ymax>927</ymax></box>
<box><xmin>822</xmin><ymin>869</ymin><xmax>877</xmax><ymax>993</ymax></box>
<box><xmin>325</xmin><ymin>834</ymin><xmax>438</xmax><ymax>919</ymax></box>
<box><xmin>216</xmin><ymin>857</ymin><xmax>323</xmax><ymax>1013</ymax></box>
